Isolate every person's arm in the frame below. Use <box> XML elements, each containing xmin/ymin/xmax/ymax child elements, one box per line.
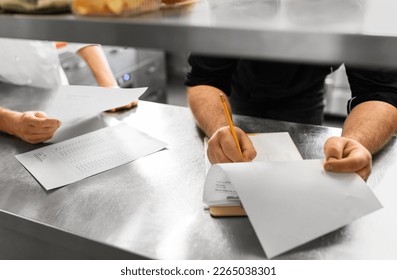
<box><xmin>324</xmin><ymin>101</ymin><xmax>397</xmax><ymax>180</ymax></box>
<box><xmin>76</xmin><ymin>44</ymin><xmax>137</xmax><ymax>111</ymax></box>
<box><xmin>187</xmin><ymin>86</ymin><xmax>256</xmax><ymax>163</ymax></box>
<box><xmin>342</xmin><ymin>101</ymin><xmax>397</xmax><ymax>154</ymax></box>
<box><xmin>187</xmin><ymin>85</ymin><xmax>230</xmax><ymax>137</ymax></box>
<box><xmin>323</xmin><ymin>66</ymin><xmax>397</xmax><ymax>180</ymax></box>
<box><xmin>0</xmin><ymin>107</ymin><xmax>61</xmax><ymax>144</ymax></box>
<box><xmin>76</xmin><ymin>45</ymin><xmax>118</xmax><ymax>88</ymax></box>
<box><xmin>185</xmin><ymin>54</ymin><xmax>256</xmax><ymax>163</ymax></box>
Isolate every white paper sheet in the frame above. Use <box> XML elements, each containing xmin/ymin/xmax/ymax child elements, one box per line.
<box><xmin>46</xmin><ymin>114</ymin><xmax>120</xmax><ymax>143</ymax></box>
<box><xmin>205</xmin><ymin>160</ymin><xmax>382</xmax><ymax>258</ymax></box>
<box><xmin>203</xmin><ymin>132</ymin><xmax>303</xmax><ymax>207</ymax></box>
<box><xmin>15</xmin><ymin>123</ymin><xmax>167</xmax><ymax>190</ymax></box>
<box><xmin>46</xmin><ymin>85</ymin><xmax>146</xmax><ymax>123</ymax></box>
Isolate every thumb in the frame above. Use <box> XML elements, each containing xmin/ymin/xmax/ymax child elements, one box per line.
<box><xmin>323</xmin><ymin>157</ymin><xmax>338</xmax><ymax>171</ymax></box>
<box><xmin>34</xmin><ymin>111</ymin><xmax>48</xmax><ymax>118</ymax></box>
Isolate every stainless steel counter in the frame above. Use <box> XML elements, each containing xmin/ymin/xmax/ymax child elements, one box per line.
<box><xmin>1</xmin><ymin>0</ymin><xmax>397</xmax><ymax>68</ymax></box>
<box><xmin>1</xmin><ymin>83</ymin><xmax>397</xmax><ymax>259</ymax></box>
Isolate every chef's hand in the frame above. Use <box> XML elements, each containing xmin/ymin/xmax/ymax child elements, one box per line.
<box><xmin>323</xmin><ymin>136</ymin><xmax>372</xmax><ymax>181</ymax></box>
<box><xmin>106</xmin><ymin>100</ymin><xmax>138</xmax><ymax>112</ymax></box>
<box><xmin>102</xmin><ymin>85</ymin><xmax>138</xmax><ymax>112</ymax></box>
<box><xmin>207</xmin><ymin>126</ymin><xmax>257</xmax><ymax>163</ymax></box>
<box><xmin>12</xmin><ymin>111</ymin><xmax>61</xmax><ymax>144</ymax></box>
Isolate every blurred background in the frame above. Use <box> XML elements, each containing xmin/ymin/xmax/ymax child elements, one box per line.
<box><xmin>60</xmin><ymin>47</ymin><xmax>348</xmax><ymax>128</ymax></box>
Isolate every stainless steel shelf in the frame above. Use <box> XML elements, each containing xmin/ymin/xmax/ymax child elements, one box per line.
<box><xmin>1</xmin><ymin>0</ymin><xmax>397</xmax><ymax>67</ymax></box>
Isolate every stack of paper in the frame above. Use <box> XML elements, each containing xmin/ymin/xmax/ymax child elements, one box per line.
<box><xmin>203</xmin><ymin>132</ymin><xmax>302</xmax><ymax>213</ymax></box>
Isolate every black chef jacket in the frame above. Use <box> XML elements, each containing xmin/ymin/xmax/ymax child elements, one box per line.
<box><xmin>185</xmin><ymin>54</ymin><xmax>397</xmax><ymax>125</ymax></box>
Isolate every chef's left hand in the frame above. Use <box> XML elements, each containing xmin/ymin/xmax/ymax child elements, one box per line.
<box><xmin>106</xmin><ymin>100</ymin><xmax>138</xmax><ymax>112</ymax></box>
<box><xmin>323</xmin><ymin>136</ymin><xmax>372</xmax><ymax>181</ymax></box>
<box><xmin>104</xmin><ymin>85</ymin><xmax>138</xmax><ymax>112</ymax></box>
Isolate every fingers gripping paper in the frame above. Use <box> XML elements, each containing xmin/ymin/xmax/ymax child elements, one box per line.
<box><xmin>204</xmin><ymin>160</ymin><xmax>382</xmax><ymax>258</ymax></box>
<box><xmin>46</xmin><ymin>85</ymin><xmax>146</xmax><ymax>123</ymax></box>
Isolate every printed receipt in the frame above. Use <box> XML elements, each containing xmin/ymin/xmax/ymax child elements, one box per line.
<box><xmin>15</xmin><ymin>123</ymin><xmax>167</xmax><ymax>190</ymax></box>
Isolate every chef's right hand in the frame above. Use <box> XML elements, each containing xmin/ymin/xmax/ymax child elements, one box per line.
<box><xmin>12</xmin><ymin>111</ymin><xmax>61</xmax><ymax>144</ymax></box>
<box><xmin>207</xmin><ymin>126</ymin><xmax>257</xmax><ymax>163</ymax></box>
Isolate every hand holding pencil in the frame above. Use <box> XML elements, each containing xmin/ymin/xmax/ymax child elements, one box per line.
<box><xmin>206</xmin><ymin>93</ymin><xmax>257</xmax><ymax>163</ymax></box>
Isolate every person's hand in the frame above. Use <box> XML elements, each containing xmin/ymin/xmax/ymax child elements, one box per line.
<box><xmin>12</xmin><ymin>111</ymin><xmax>61</xmax><ymax>144</ymax></box>
<box><xmin>323</xmin><ymin>136</ymin><xmax>372</xmax><ymax>181</ymax></box>
<box><xmin>103</xmin><ymin>85</ymin><xmax>138</xmax><ymax>112</ymax></box>
<box><xmin>207</xmin><ymin>126</ymin><xmax>257</xmax><ymax>163</ymax></box>
<box><xmin>106</xmin><ymin>100</ymin><xmax>138</xmax><ymax>112</ymax></box>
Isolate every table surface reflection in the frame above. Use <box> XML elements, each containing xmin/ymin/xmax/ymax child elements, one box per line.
<box><xmin>0</xmin><ymin>83</ymin><xmax>397</xmax><ymax>259</ymax></box>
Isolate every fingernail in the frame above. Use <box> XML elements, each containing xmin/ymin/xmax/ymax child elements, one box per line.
<box><xmin>325</xmin><ymin>164</ymin><xmax>333</xmax><ymax>171</ymax></box>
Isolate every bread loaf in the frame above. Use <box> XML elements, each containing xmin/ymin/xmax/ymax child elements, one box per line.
<box><xmin>162</xmin><ymin>0</ymin><xmax>187</xmax><ymax>4</ymax></box>
<box><xmin>72</xmin><ymin>0</ymin><xmax>159</xmax><ymax>16</ymax></box>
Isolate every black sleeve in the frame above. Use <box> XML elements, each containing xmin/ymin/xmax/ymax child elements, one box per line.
<box><xmin>184</xmin><ymin>54</ymin><xmax>238</xmax><ymax>95</ymax></box>
<box><xmin>345</xmin><ymin>65</ymin><xmax>397</xmax><ymax>112</ymax></box>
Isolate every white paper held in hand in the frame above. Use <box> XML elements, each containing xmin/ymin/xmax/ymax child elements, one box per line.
<box><xmin>206</xmin><ymin>159</ymin><xmax>382</xmax><ymax>259</ymax></box>
<box><xmin>46</xmin><ymin>85</ymin><xmax>147</xmax><ymax>123</ymax></box>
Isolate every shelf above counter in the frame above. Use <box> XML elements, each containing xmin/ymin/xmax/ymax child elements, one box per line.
<box><xmin>1</xmin><ymin>0</ymin><xmax>397</xmax><ymax>68</ymax></box>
